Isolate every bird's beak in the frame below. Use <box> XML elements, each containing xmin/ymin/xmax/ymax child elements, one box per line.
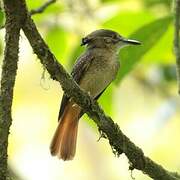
<box><xmin>121</xmin><ymin>38</ymin><xmax>141</xmax><ymax>45</ymax></box>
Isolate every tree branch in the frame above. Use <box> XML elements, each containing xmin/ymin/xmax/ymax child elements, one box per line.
<box><xmin>174</xmin><ymin>0</ymin><xmax>180</xmax><ymax>95</ymax></box>
<box><xmin>30</xmin><ymin>0</ymin><xmax>57</xmax><ymax>15</ymax></box>
<box><xmin>20</xmin><ymin>3</ymin><xmax>180</xmax><ymax>180</ymax></box>
<box><xmin>0</xmin><ymin>0</ymin><xmax>27</xmax><ymax>179</ymax></box>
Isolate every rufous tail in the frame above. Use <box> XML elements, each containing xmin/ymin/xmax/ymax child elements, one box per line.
<box><xmin>50</xmin><ymin>102</ymin><xmax>81</xmax><ymax>160</ymax></box>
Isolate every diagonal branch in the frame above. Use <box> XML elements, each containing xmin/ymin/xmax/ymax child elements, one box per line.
<box><xmin>30</xmin><ymin>0</ymin><xmax>57</xmax><ymax>15</ymax></box>
<box><xmin>21</xmin><ymin>4</ymin><xmax>180</xmax><ymax>180</ymax></box>
<box><xmin>174</xmin><ymin>0</ymin><xmax>180</xmax><ymax>95</ymax></box>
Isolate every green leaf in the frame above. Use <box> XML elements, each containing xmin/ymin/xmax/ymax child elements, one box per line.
<box><xmin>102</xmin><ymin>11</ymin><xmax>155</xmax><ymax>36</ymax></box>
<box><xmin>26</xmin><ymin>0</ymin><xmax>43</xmax><ymax>9</ymax></box>
<box><xmin>142</xmin><ymin>25</ymin><xmax>173</xmax><ymax>64</ymax></box>
<box><xmin>143</xmin><ymin>0</ymin><xmax>171</xmax><ymax>9</ymax></box>
<box><xmin>116</xmin><ymin>15</ymin><xmax>172</xmax><ymax>83</ymax></box>
<box><xmin>98</xmin><ymin>84</ymin><xmax>114</xmax><ymax>116</ymax></box>
<box><xmin>0</xmin><ymin>10</ymin><xmax>4</xmax><ymax>26</ymax></box>
<box><xmin>67</xmin><ymin>43</ymin><xmax>85</xmax><ymax>69</ymax></box>
<box><xmin>101</xmin><ymin>0</ymin><xmax>121</xmax><ymax>2</ymax></box>
<box><xmin>46</xmin><ymin>26</ymin><xmax>68</xmax><ymax>64</ymax></box>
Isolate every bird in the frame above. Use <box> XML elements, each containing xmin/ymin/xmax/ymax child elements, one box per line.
<box><xmin>50</xmin><ymin>29</ymin><xmax>141</xmax><ymax>161</ymax></box>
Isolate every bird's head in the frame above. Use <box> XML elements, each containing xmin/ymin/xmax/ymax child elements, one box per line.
<box><xmin>81</xmin><ymin>29</ymin><xmax>141</xmax><ymax>52</ymax></box>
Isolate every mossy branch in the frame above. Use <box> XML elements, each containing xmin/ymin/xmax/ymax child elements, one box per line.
<box><xmin>0</xmin><ymin>0</ymin><xmax>27</xmax><ymax>179</ymax></box>
<box><xmin>30</xmin><ymin>0</ymin><xmax>56</xmax><ymax>15</ymax></box>
<box><xmin>174</xmin><ymin>0</ymin><xmax>180</xmax><ymax>94</ymax></box>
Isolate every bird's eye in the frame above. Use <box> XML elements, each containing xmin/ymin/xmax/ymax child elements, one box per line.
<box><xmin>115</xmin><ymin>34</ymin><xmax>122</xmax><ymax>40</ymax></box>
<box><xmin>81</xmin><ymin>37</ymin><xmax>90</xmax><ymax>46</ymax></box>
<box><xmin>110</xmin><ymin>34</ymin><xmax>121</xmax><ymax>43</ymax></box>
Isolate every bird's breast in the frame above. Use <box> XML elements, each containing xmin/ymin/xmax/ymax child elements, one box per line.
<box><xmin>79</xmin><ymin>55</ymin><xmax>119</xmax><ymax>98</ymax></box>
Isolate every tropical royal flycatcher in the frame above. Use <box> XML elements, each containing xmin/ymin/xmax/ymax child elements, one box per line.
<box><xmin>50</xmin><ymin>29</ymin><xmax>141</xmax><ymax>161</ymax></box>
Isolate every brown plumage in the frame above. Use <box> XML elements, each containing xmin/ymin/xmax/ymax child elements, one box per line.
<box><xmin>50</xmin><ymin>101</ymin><xmax>81</xmax><ymax>160</ymax></box>
<box><xmin>50</xmin><ymin>29</ymin><xmax>140</xmax><ymax>161</ymax></box>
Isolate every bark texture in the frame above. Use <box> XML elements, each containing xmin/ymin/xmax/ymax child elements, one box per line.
<box><xmin>0</xmin><ymin>1</ymin><xmax>27</xmax><ymax>179</ymax></box>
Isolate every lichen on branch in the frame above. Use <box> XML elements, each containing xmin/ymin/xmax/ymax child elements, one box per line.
<box><xmin>0</xmin><ymin>0</ymin><xmax>27</xmax><ymax>179</ymax></box>
<box><xmin>174</xmin><ymin>0</ymin><xmax>180</xmax><ymax>94</ymax></box>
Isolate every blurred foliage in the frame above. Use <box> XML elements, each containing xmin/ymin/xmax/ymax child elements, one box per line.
<box><xmin>45</xmin><ymin>26</ymin><xmax>68</xmax><ymax>63</ymax></box>
<box><xmin>0</xmin><ymin>10</ymin><xmax>4</xmax><ymax>26</ymax></box>
<box><xmin>102</xmin><ymin>11</ymin><xmax>156</xmax><ymax>35</ymax></box>
<box><xmin>162</xmin><ymin>65</ymin><xmax>177</xmax><ymax>82</ymax></box>
<box><xmin>143</xmin><ymin>25</ymin><xmax>174</xmax><ymax>64</ymax></box>
<box><xmin>116</xmin><ymin>16</ymin><xmax>172</xmax><ymax>83</ymax></box>
<box><xmin>143</xmin><ymin>0</ymin><xmax>171</xmax><ymax>9</ymax></box>
<box><xmin>67</xmin><ymin>43</ymin><xmax>85</xmax><ymax>68</ymax></box>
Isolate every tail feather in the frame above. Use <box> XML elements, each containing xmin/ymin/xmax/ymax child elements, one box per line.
<box><xmin>50</xmin><ymin>102</ymin><xmax>81</xmax><ymax>161</ymax></box>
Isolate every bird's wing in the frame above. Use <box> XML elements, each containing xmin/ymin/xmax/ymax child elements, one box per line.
<box><xmin>94</xmin><ymin>87</ymin><xmax>107</xmax><ymax>100</ymax></box>
<box><xmin>58</xmin><ymin>52</ymin><xmax>94</xmax><ymax>120</ymax></box>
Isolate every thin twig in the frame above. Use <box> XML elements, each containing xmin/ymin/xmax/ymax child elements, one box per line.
<box><xmin>30</xmin><ymin>0</ymin><xmax>56</xmax><ymax>15</ymax></box>
<box><xmin>174</xmin><ymin>0</ymin><xmax>180</xmax><ymax>94</ymax></box>
<box><xmin>0</xmin><ymin>0</ymin><xmax>57</xmax><ymax>29</ymax></box>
